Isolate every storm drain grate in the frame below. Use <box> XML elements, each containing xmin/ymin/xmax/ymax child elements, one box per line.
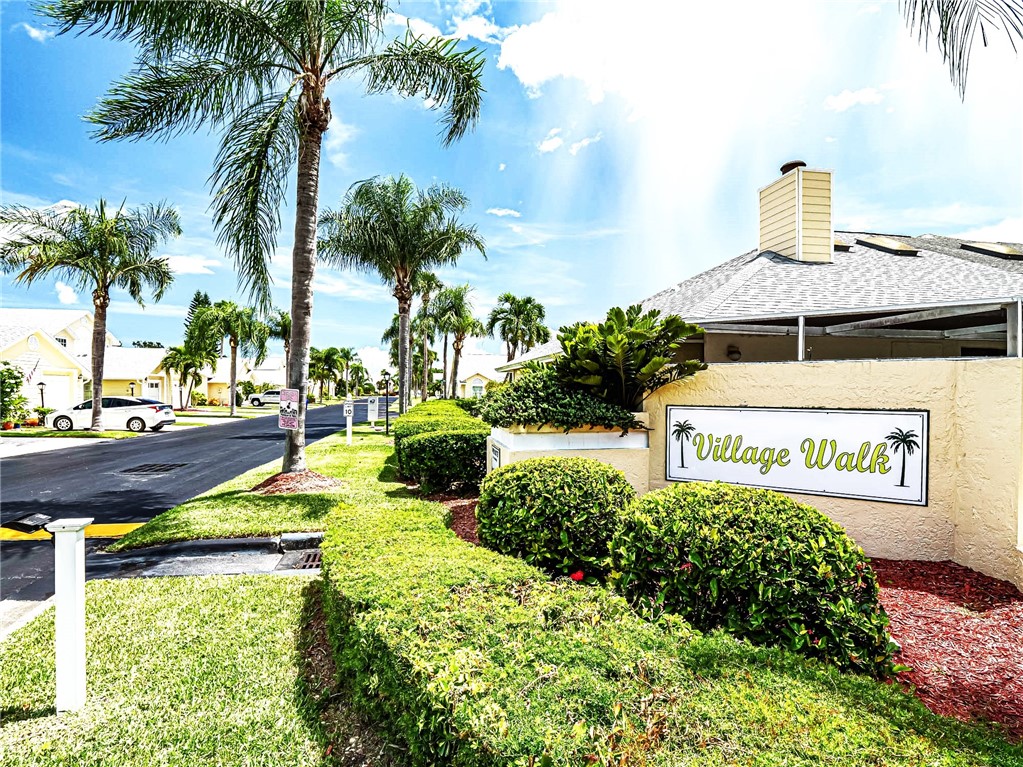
<box><xmin>294</xmin><ymin>550</ymin><xmax>322</xmax><ymax>569</ymax></box>
<box><xmin>121</xmin><ymin>463</ymin><xmax>188</xmax><ymax>475</ymax></box>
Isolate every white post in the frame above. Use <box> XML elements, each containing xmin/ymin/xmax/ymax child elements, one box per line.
<box><xmin>345</xmin><ymin>397</ymin><xmax>354</xmax><ymax>446</ymax></box>
<box><xmin>797</xmin><ymin>316</ymin><xmax>806</xmax><ymax>361</ymax></box>
<box><xmin>44</xmin><ymin>517</ymin><xmax>93</xmax><ymax>713</ymax></box>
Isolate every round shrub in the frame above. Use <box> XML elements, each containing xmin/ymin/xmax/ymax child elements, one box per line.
<box><xmin>611</xmin><ymin>482</ymin><xmax>895</xmax><ymax>676</ymax></box>
<box><xmin>403</xmin><ymin>429</ymin><xmax>489</xmax><ymax>492</ymax></box>
<box><xmin>477</xmin><ymin>457</ymin><xmax>635</xmax><ymax>579</ymax></box>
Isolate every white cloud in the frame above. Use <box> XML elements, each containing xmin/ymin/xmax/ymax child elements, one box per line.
<box><xmin>824</xmin><ymin>136</ymin><xmax>837</xmax><ymax>143</ymax></box>
<box><xmin>385</xmin><ymin>13</ymin><xmax>443</xmax><ymax>39</ymax></box>
<box><xmin>537</xmin><ymin>128</ymin><xmax>563</xmax><ymax>153</ymax></box>
<box><xmin>451</xmin><ymin>14</ymin><xmax>506</xmax><ymax>44</ymax></box>
<box><xmin>311</xmin><ymin>270</ymin><xmax>391</xmax><ymax>302</ymax></box>
<box><xmin>839</xmin><ymin>200</ymin><xmax>1011</xmax><ymax>234</ymax></box>
<box><xmin>953</xmin><ymin>217</ymin><xmax>1023</xmax><ymax>243</ymax></box>
<box><xmin>486</xmin><ymin>207</ymin><xmax>521</xmax><ymax>218</ymax></box>
<box><xmin>355</xmin><ymin>346</ymin><xmax>393</xmax><ymax>379</ymax></box>
<box><xmin>498</xmin><ymin>163</ymin><xmax>506</xmax><ymax>171</ymax></box>
<box><xmin>569</xmin><ymin>133</ymin><xmax>602</xmax><ymax>155</ymax></box>
<box><xmin>54</xmin><ymin>282</ymin><xmax>78</xmax><ymax>305</ymax></box>
<box><xmin>165</xmin><ymin>254</ymin><xmax>221</xmax><ymax>275</ymax></box>
<box><xmin>823</xmin><ymin>87</ymin><xmax>884</xmax><ymax>112</ymax></box>
<box><xmin>109</xmin><ymin>301</ymin><xmax>187</xmax><ymax>318</ymax></box>
<box><xmin>324</xmin><ymin>121</ymin><xmax>358</xmax><ymax>169</ymax></box>
<box><xmin>12</xmin><ymin>22</ymin><xmax>53</xmax><ymax>43</ymax></box>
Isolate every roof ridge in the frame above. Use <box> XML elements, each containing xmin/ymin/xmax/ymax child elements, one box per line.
<box><xmin>688</xmin><ymin>254</ymin><xmax>772</xmax><ymax>317</ymax></box>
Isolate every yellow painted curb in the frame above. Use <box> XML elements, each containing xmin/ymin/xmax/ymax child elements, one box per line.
<box><xmin>0</xmin><ymin>523</ymin><xmax>143</xmax><ymax>541</ymax></box>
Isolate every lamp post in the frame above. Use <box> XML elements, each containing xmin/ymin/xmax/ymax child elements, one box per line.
<box><xmin>128</xmin><ymin>381</ymin><xmax>136</xmax><ymax>397</ymax></box>
<box><xmin>37</xmin><ymin>381</ymin><xmax>46</xmax><ymax>409</ymax></box>
<box><xmin>382</xmin><ymin>371</ymin><xmax>392</xmax><ymax>435</ymax></box>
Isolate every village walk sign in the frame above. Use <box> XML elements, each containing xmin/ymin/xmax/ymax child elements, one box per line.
<box><xmin>666</xmin><ymin>406</ymin><xmax>929</xmax><ymax>505</ymax></box>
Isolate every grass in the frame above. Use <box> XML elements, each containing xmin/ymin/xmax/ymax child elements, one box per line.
<box><xmin>0</xmin><ymin>575</ymin><xmax>400</xmax><ymax>767</ymax></box>
<box><xmin>107</xmin><ymin>427</ymin><xmax>384</xmax><ymax>551</ymax></box>
<box><xmin>0</xmin><ymin>428</ymin><xmax>141</xmax><ymax>439</ymax></box>
<box><xmin>168</xmin><ymin>419</ymin><xmax>209</xmax><ymax>427</ymax></box>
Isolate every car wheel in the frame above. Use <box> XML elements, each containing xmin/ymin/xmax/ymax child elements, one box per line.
<box><xmin>53</xmin><ymin>416</ymin><xmax>73</xmax><ymax>431</ymax></box>
<box><xmin>127</xmin><ymin>417</ymin><xmax>147</xmax><ymax>433</ymax></box>
<box><xmin>251</xmin><ymin>399</ymin><xmax>262</xmax><ymax>407</ymax></box>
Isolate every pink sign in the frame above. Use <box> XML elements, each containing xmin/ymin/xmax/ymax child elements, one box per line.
<box><xmin>278</xmin><ymin>388</ymin><xmax>300</xmax><ymax>430</ymax></box>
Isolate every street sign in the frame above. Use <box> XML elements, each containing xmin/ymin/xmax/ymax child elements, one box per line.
<box><xmin>343</xmin><ymin>401</ymin><xmax>355</xmax><ymax>417</ymax></box>
<box><xmin>367</xmin><ymin>397</ymin><xmax>378</xmax><ymax>422</ymax></box>
<box><xmin>278</xmin><ymin>388</ymin><xmax>300</xmax><ymax>430</ymax></box>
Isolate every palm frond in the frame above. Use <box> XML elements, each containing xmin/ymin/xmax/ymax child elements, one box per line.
<box><xmin>209</xmin><ymin>89</ymin><xmax>300</xmax><ymax>310</ymax></box>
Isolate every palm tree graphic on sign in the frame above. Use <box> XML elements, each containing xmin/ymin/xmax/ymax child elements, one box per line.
<box><xmin>885</xmin><ymin>428</ymin><xmax>920</xmax><ymax>488</ymax></box>
<box><xmin>672</xmin><ymin>419</ymin><xmax>695</xmax><ymax>468</ymax></box>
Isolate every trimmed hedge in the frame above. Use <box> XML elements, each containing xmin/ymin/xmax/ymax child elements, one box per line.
<box><xmin>403</xmin><ymin>429</ymin><xmax>489</xmax><ymax>492</ymax></box>
<box><xmin>477</xmin><ymin>366</ymin><xmax>640</xmax><ymax>432</ymax></box>
<box><xmin>611</xmin><ymin>482</ymin><xmax>895</xmax><ymax>677</ymax></box>
<box><xmin>477</xmin><ymin>457</ymin><xmax>635</xmax><ymax>579</ymax></box>
<box><xmin>392</xmin><ymin>400</ymin><xmax>488</xmax><ymax>476</ymax></box>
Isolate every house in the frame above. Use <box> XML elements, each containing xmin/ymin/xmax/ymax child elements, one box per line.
<box><xmin>493</xmin><ymin>162</ymin><xmax>1023</xmax><ymax>589</ymax></box>
<box><xmin>100</xmin><ymin>346</ymin><xmax>175</xmax><ymax>404</ymax></box>
<box><xmin>454</xmin><ymin>353</ymin><xmax>507</xmax><ymax>398</ymax></box>
<box><xmin>0</xmin><ymin>321</ymin><xmax>90</xmax><ymax>411</ymax></box>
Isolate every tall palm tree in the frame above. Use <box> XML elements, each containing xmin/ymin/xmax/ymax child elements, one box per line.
<box><xmin>319</xmin><ymin>175</ymin><xmax>485</xmax><ymax>415</ymax></box>
<box><xmin>672</xmin><ymin>419</ymin><xmax>695</xmax><ymax>469</ymax></box>
<box><xmin>336</xmin><ymin>346</ymin><xmax>360</xmax><ymax>396</ymax></box>
<box><xmin>45</xmin><ymin>1</ymin><xmax>485</xmax><ymax>471</ymax></box>
<box><xmin>348</xmin><ymin>362</ymin><xmax>369</xmax><ymax>395</ymax></box>
<box><xmin>190</xmin><ymin>301</ymin><xmax>269</xmax><ymax>416</ymax></box>
<box><xmin>486</xmin><ymin>293</ymin><xmax>551</xmax><ymax>362</ymax></box>
<box><xmin>161</xmin><ymin>343</ymin><xmax>217</xmax><ymax>410</ymax></box>
<box><xmin>434</xmin><ymin>283</ymin><xmax>471</xmax><ymax>398</ymax></box>
<box><xmin>414</xmin><ymin>271</ymin><xmax>443</xmax><ymax>401</ymax></box>
<box><xmin>0</xmin><ymin>199</ymin><xmax>179</xmax><ymax>429</ymax></box>
<box><xmin>443</xmin><ymin>286</ymin><xmax>483</xmax><ymax>398</ymax></box>
<box><xmin>885</xmin><ymin>428</ymin><xmax>921</xmax><ymax>488</ymax></box>
<box><xmin>267</xmin><ymin>308</ymin><xmax>292</xmax><ymax>374</ymax></box>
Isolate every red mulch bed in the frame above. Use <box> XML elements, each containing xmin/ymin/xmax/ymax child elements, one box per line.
<box><xmin>424</xmin><ymin>490</ymin><xmax>1023</xmax><ymax>739</ymax></box>
<box><xmin>872</xmin><ymin>558</ymin><xmax>1023</xmax><ymax>740</ymax></box>
<box><xmin>250</xmin><ymin>470</ymin><xmax>344</xmax><ymax>495</ymax></box>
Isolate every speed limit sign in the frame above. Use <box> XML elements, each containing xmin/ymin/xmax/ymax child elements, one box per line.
<box><xmin>343</xmin><ymin>401</ymin><xmax>354</xmax><ymax>417</ymax></box>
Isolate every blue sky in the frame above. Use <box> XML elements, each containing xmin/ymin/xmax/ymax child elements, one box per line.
<box><xmin>2</xmin><ymin>0</ymin><xmax>1022</xmax><ymax>373</ymax></box>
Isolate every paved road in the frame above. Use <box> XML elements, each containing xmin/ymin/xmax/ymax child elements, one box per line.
<box><xmin>0</xmin><ymin>399</ymin><xmax>393</xmax><ymax>603</ymax></box>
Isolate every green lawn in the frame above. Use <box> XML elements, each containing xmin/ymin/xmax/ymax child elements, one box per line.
<box><xmin>107</xmin><ymin>428</ymin><xmax>383</xmax><ymax>551</ymax></box>
<box><xmin>0</xmin><ymin>576</ymin><xmax>400</xmax><ymax>767</ymax></box>
<box><xmin>0</xmin><ymin>428</ymin><xmax>141</xmax><ymax>439</ymax></box>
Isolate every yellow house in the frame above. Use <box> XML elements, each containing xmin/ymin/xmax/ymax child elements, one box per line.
<box><xmin>99</xmin><ymin>346</ymin><xmax>175</xmax><ymax>404</ymax></box>
<box><xmin>455</xmin><ymin>354</ymin><xmax>506</xmax><ymax>398</ymax></box>
<box><xmin>0</xmin><ymin>324</ymin><xmax>89</xmax><ymax>413</ymax></box>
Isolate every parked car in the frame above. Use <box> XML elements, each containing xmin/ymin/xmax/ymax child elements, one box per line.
<box><xmin>247</xmin><ymin>389</ymin><xmax>280</xmax><ymax>407</ymax></box>
<box><xmin>50</xmin><ymin>397</ymin><xmax>176</xmax><ymax>433</ymax></box>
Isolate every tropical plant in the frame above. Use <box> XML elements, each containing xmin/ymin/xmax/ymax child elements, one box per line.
<box><xmin>319</xmin><ymin>175</ymin><xmax>485</xmax><ymax>414</ymax></box>
<box><xmin>448</xmin><ymin>314</ymin><xmax>485</xmax><ymax>400</ymax></box>
<box><xmin>486</xmin><ymin>293</ymin><xmax>551</xmax><ymax>363</ymax></box>
<box><xmin>44</xmin><ymin>0</ymin><xmax>485</xmax><ymax>471</ymax></box>
<box><xmin>267</xmin><ymin>309</ymin><xmax>292</xmax><ymax>373</ymax></box>
<box><xmin>414</xmin><ymin>271</ymin><xmax>444</xmax><ymax>401</ymax></box>
<box><xmin>348</xmin><ymin>362</ymin><xmax>369</xmax><ymax>395</ymax></box>
<box><xmin>433</xmin><ymin>283</ymin><xmax>472</xmax><ymax>399</ymax></box>
<box><xmin>672</xmin><ymin>419</ymin><xmax>695</xmax><ymax>468</ymax></box>
<box><xmin>189</xmin><ymin>301</ymin><xmax>268</xmax><ymax>416</ymax></box>
<box><xmin>160</xmin><ymin>344</ymin><xmax>216</xmax><ymax>410</ymax></box>
<box><xmin>309</xmin><ymin>346</ymin><xmax>343</xmax><ymax>403</ymax></box>
<box><xmin>336</xmin><ymin>347</ymin><xmax>359</xmax><ymax>396</ymax></box>
<box><xmin>0</xmin><ymin>362</ymin><xmax>28</xmax><ymax>423</ymax></box>
<box><xmin>0</xmin><ymin>199</ymin><xmax>179</xmax><ymax>429</ymax></box>
<box><xmin>902</xmin><ymin>0</ymin><xmax>1023</xmax><ymax>97</ymax></box>
<box><xmin>885</xmin><ymin>427</ymin><xmax>921</xmax><ymax>488</ymax></box>
<box><xmin>554</xmin><ymin>304</ymin><xmax>705</xmax><ymax>412</ymax></box>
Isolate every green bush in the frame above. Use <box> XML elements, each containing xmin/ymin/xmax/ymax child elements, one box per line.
<box><xmin>477</xmin><ymin>366</ymin><xmax>639</xmax><ymax>432</ymax></box>
<box><xmin>392</xmin><ymin>400</ymin><xmax>488</xmax><ymax>476</ymax></box>
<box><xmin>610</xmin><ymin>482</ymin><xmax>895</xmax><ymax>676</ymax></box>
<box><xmin>190</xmin><ymin>391</ymin><xmax>207</xmax><ymax>406</ymax></box>
<box><xmin>403</xmin><ymin>429</ymin><xmax>489</xmax><ymax>492</ymax></box>
<box><xmin>477</xmin><ymin>457</ymin><xmax>635</xmax><ymax>579</ymax></box>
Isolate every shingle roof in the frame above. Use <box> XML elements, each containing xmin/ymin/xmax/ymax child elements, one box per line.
<box><xmin>502</xmin><ymin>231</ymin><xmax>1023</xmax><ymax>368</ymax></box>
<box><xmin>0</xmin><ymin>324</ymin><xmax>35</xmax><ymax>352</ymax></box>
<box><xmin>0</xmin><ymin>308</ymin><xmax>92</xmax><ymax>337</ymax></box>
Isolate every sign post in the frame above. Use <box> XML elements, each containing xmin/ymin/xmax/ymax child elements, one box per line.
<box><xmin>367</xmin><ymin>396</ymin><xmax>378</xmax><ymax>429</ymax></box>
<box><xmin>278</xmin><ymin>388</ymin><xmax>300</xmax><ymax>430</ymax></box>
<box><xmin>45</xmin><ymin>517</ymin><xmax>93</xmax><ymax>713</ymax></box>
<box><xmin>344</xmin><ymin>398</ymin><xmax>354</xmax><ymax>445</ymax></box>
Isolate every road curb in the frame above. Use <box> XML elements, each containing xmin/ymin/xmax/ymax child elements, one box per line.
<box><xmin>100</xmin><ymin>532</ymin><xmax>325</xmax><ymax>558</ymax></box>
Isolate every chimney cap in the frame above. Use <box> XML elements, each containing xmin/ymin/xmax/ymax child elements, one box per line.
<box><xmin>780</xmin><ymin>160</ymin><xmax>807</xmax><ymax>175</ymax></box>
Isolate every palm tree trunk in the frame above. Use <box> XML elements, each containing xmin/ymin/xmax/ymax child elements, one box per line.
<box><xmin>283</xmin><ymin>120</ymin><xmax>325</xmax><ymax>473</ymax></box>
<box><xmin>396</xmin><ymin>288</ymin><xmax>412</xmax><ymax>416</ymax></box>
<box><xmin>442</xmin><ymin>333</ymin><xmax>449</xmax><ymax>398</ymax></box>
<box><xmin>450</xmin><ymin>337</ymin><xmax>463</xmax><ymax>399</ymax></box>
<box><xmin>421</xmin><ymin>327</ymin><xmax>430</xmax><ymax>403</ymax></box>
<box><xmin>89</xmin><ymin>292</ymin><xmax>109</xmax><ymax>430</ymax></box>
<box><xmin>899</xmin><ymin>453</ymin><xmax>907</xmax><ymax>487</ymax></box>
<box><xmin>229</xmin><ymin>339</ymin><xmax>238</xmax><ymax>417</ymax></box>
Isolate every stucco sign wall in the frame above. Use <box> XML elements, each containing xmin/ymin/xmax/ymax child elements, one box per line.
<box><xmin>665</xmin><ymin>406</ymin><xmax>929</xmax><ymax>505</ymax></box>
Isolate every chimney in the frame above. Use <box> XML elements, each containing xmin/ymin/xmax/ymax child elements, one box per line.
<box><xmin>759</xmin><ymin>161</ymin><xmax>833</xmax><ymax>263</ymax></box>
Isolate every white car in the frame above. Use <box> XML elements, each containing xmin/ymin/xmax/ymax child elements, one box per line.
<box><xmin>50</xmin><ymin>397</ymin><xmax>176</xmax><ymax>433</ymax></box>
<box><xmin>247</xmin><ymin>389</ymin><xmax>280</xmax><ymax>407</ymax></box>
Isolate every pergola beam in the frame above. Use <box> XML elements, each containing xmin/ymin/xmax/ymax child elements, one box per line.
<box><xmin>943</xmin><ymin>323</ymin><xmax>1008</xmax><ymax>339</ymax></box>
<box><xmin>825</xmin><ymin>303</ymin><xmax>1005</xmax><ymax>334</ymax></box>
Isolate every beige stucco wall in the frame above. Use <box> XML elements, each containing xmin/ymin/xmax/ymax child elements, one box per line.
<box><xmin>645</xmin><ymin>358</ymin><xmax>1023</xmax><ymax>588</ymax></box>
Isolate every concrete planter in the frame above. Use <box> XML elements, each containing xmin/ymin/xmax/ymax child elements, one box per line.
<box><xmin>487</xmin><ymin>413</ymin><xmax>651</xmax><ymax>493</ymax></box>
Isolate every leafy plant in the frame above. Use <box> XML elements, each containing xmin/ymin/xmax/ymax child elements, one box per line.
<box><xmin>477</xmin><ymin>366</ymin><xmax>639</xmax><ymax>432</ymax></box>
<box><xmin>403</xmin><ymin>429</ymin><xmax>489</xmax><ymax>492</ymax></box>
<box><xmin>554</xmin><ymin>304</ymin><xmax>706</xmax><ymax>411</ymax></box>
<box><xmin>477</xmin><ymin>457</ymin><xmax>635</xmax><ymax>579</ymax></box>
<box><xmin>392</xmin><ymin>400</ymin><xmax>488</xmax><ymax>475</ymax></box>
<box><xmin>611</xmin><ymin>482</ymin><xmax>896</xmax><ymax>676</ymax></box>
<box><xmin>0</xmin><ymin>362</ymin><xmax>27</xmax><ymax>422</ymax></box>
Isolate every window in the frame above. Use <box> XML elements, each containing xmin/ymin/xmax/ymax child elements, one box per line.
<box><xmin>472</xmin><ymin>385</ymin><xmax>484</xmax><ymax>397</ymax></box>
<box><xmin>56</xmin><ymin>337</ymin><xmax>68</xmax><ymax>347</ymax></box>
<box><xmin>73</xmin><ymin>401</ymin><xmax>92</xmax><ymax>411</ymax></box>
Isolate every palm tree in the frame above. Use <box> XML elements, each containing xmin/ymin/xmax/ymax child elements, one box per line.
<box><xmin>267</xmin><ymin>309</ymin><xmax>292</xmax><ymax>374</ymax></box>
<box><xmin>45</xmin><ymin>1</ymin><xmax>485</xmax><ymax>471</ymax></box>
<box><xmin>336</xmin><ymin>347</ymin><xmax>360</xmax><ymax>397</ymax></box>
<box><xmin>414</xmin><ymin>271</ymin><xmax>444</xmax><ymax>401</ymax></box>
<box><xmin>486</xmin><ymin>293</ymin><xmax>551</xmax><ymax>363</ymax></box>
<box><xmin>348</xmin><ymin>362</ymin><xmax>369</xmax><ymax>396</ymax></box>
<box><xmin>190</xmin><ymin>301</ymin><xmax>269</xmax><ymax>416</ymax></box>
<box><xmin>0</xmin><ymin>199</ymin><xmax>179</xmax><ymax>429</ymax></box>
<box><xmin>160</xmin><ymin>344</ymin><xmax>217</xmax><ymax>410</ymax></box>
<box><xmin>444</xmin><ymin>286</ymin><xmax>484</xmax><ymax>398</ymax></box>
<box><xmin>319</xmin><ymin>175</ymin><xmax>485</xmax><ymax>415</ymax></box>
<box><xmin>885</xmin><ymin>428</ymin><xmax>921</xmax><ymax>488</ymax></box>
<box><xmin>434</xmin><ymin>284</ymin><xmax>472</xmax><ymax>398</ymax></box>
<box><xmin>672</xmin><ymin>419</ymin><xmax>696</xmax><ymax>469</ymax></box>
